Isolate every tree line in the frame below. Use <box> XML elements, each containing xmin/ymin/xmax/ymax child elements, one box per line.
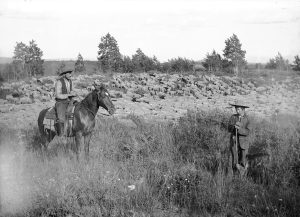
<box><xmin>0</xmin><ymin>40</ymin><xmax>44</xmax><ymax>81</ymax></box>
<box><xmin>96</xmin><ymin>33</ymin><xmax>247</xmax><ymax>75</ymax></box>
<box><xmin>1</xmin><ymin>33</ymin><xmax>300</xmax><ymax>82</ymax></box>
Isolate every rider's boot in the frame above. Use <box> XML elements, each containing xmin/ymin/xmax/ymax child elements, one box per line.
<box><xmin>57</xmin><ymin>122</ymin><xmax>64</xmax><ymax>137</ymax></box>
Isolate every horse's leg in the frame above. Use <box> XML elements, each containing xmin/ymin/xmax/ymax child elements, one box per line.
<box><xmin>84</xmin><ymin>133</ymin><xmax>92</xmax><ymax>161</ymax></box>
<box><xmin>74</xmin><ymin>132</ymin><xmax>83</xmax><ymax>161</ymax></box>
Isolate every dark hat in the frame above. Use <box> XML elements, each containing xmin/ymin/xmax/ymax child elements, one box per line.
<box><xmin>229</xmin><ymin>99</ymin><xmax>249</xmax><ymax>108</ymax></box>
<box><xmin>59</xmin><ymin>70</ymin><xmax>73</xmax><ymax>76</ymax></box>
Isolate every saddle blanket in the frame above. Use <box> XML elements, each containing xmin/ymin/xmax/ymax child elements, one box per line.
<box><xmin>43</xmin><ymin>105</ymin><xmax>76</xmax><ymax>136</ymax></box>
<box><xmin>43</xmin><ymin>107</ymin><xmax>56</xmax><ymax>131</ymax></box>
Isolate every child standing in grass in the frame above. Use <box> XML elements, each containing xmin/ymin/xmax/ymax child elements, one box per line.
<box><xmin>228</xmin><ymin>100</ymin><xmax>251</xmax><ymax>175</ymax></box>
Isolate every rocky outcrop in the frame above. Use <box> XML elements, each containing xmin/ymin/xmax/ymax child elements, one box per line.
<box><xmin>1</xmin><ymin>72</ymin><xmax>298</xmax><ymax>107</ymax></box>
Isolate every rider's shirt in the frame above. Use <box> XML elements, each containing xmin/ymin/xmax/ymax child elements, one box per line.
<box><xmin>55</xmin><ymin>77</ymin><xmax>72</xmax><ymax>100</ymax></box>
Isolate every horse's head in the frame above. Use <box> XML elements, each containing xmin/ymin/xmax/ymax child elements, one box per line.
<box><xmin>93</xmin><ymin>82</ymin><xmax>116</xmax><ymax>115</ymax></box>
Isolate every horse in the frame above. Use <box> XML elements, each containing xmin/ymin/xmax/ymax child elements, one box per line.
<box><xmin>37</xmin><ymin>83</ymin><xmax>116</xmax><ymax>159</ymax></box>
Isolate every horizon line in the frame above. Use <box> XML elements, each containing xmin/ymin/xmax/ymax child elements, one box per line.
<box><xmin>0</xmin><ymin>56</ymin><xmax>278</xmax><ymax>64</ymax></box>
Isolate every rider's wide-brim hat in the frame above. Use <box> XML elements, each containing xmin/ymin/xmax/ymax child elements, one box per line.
<box><xmin>59</xmin><ymin>70</ymin><xmax>73</xmax><ymax>76</ymax></box>
<box><xmin>229</xmin><ymin>100</ymin><xmax>249</xmax><ymax>108</ymax></box>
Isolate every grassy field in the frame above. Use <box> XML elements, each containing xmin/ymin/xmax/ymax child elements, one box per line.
<box><xmin>0</xmin><ymin>110</ymin><xmax>299</xmax><ymax>217</ymax></box>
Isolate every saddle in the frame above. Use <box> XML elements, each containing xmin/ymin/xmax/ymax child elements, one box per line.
<box><xmin>43</xmin><ymin>101</ymin><xmax>78</xmax><ymax>137</ymax></box>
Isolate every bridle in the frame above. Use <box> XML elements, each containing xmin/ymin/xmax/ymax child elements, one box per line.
<box><xmin>81</xmin><ymin>89</ymin><xmax>110</xmax><ymax>119</ymax></box>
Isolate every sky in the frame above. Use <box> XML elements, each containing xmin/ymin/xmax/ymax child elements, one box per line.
<box><xmin>0</xmin><ymin>0</ymin><xmax>300</xmax><ymax>63</ymax></box>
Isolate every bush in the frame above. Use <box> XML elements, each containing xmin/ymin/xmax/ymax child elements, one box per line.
<box><xmin>167</xmin><ymin>57</ymin><xmax>194</xmax><ymax>73</ymax></box>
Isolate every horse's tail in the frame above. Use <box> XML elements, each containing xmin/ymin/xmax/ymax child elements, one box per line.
<box><xmin>38</xmin><ymin>108</ymin><xmax>48</xmax><ymax>134</ymax></box>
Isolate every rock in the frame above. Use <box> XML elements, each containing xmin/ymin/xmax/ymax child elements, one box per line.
<box><xmin>111</xmin><ymin>92</ymin><xmax>123</xmax><ymax>98</ymax></box>
<box><xmin>195</xmin><ymin>81</ymin><xmax>206</xmax><ymax>89</ymax></box>
<box><xmin>248</xmin><ymin>82</ymin><xmax>255</xmax><ymax>89</ymax></box>
<box><xmin>223</xmin><ymin>90</ymin><xmax>230</xmax><ymax>96</ymax></box>
<box><xmin>206</xmin><ymin>83</ymin><xmax>214</xmax><ymax>91</ymax></box>
<box><xmin>131</xmin><ymin>93</ymin><xmax>143</xmax><ymax>102</ymax></box>
<box><xmin>20</xmin><ymin>97</ymin><xmax>32</xmax><ymax>104</ymax></box>
<box><xmin>142</xmin><ymin>98</ymin><xmax>150</xmax><ymax>104</ymax></box>
<box><xmin>0</xmin><ymin>106</ymin><xmax>10</xmax><ymax>113</ymax></box>
<box><xmin>256</xmin><ymin>86</ymin><xmax>267</xmax><ymax>92</ymax></box>
<box><xmin>0</xmin><ymin>99</ymin><xmax>8</xmax><ymax>104</ymax></box>
<box><xmin>242</xmin><ymin>84</ymin><xmax>249</xmax><ymax>90</ymax></box>
<box><xmin>40</xmin><ymin>95</ymin><xmax>51</xmax><ymax>102</ymax></box>
<box><xmin>0</xmin><ymin>104</ymin><xmax>14</xmax><ymax>113</ymax></box>
<box><xmin>149</xmin><ymin>72</ymin><xmax>156</xmax><ymax>77</ymax></box>
<box><xmin>158</xmin><ymin>93</ymin><xmax>166</xmax><ymax>99</ymax></box>
<box><xmin>6</xmin><ymin>94</ymin><xmax>15</xmax><ymax>103</ymax></box>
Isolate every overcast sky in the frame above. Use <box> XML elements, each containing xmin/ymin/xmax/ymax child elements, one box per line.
<box><xmin>0</xmin><ymin>0</ymin><xmax>299</xmax><ymax>63</ymax></box>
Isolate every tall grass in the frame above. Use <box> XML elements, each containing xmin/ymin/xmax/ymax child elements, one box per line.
<box><xmin>0</xmin><ymin>110</ymin><xmax>299</xmax><ymax>217</ymax></box>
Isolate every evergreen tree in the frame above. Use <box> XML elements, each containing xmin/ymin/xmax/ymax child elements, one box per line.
<box><xmin>97</xmin><ymin>33</ymin><xmax>122</xmax><ymax>72</ymax></box>
<box><xmin>132</xmin><ymin>48</ymin><xmax>148</xmax><ymax>72</ymax></box>
<box><xmin>265</xmin><ymin>52</ymin><xmax>289</xmax><ymax>71</ymax></box>
<box><xmin>132</xmin><ymin>48</ymin><xmax>158</xmax><ymax>72</ymax></box>
<box><xmin>122</xmin><ymin>55</ymin><xmax>135</xmax><ymax>73</ymax></box>
<box><xmin>292</xmin><ymin>55</ymin><xmax>300</xmax><ymax>71</ymax></box>
<box><xmin>203</xmin><ymin>50</ymin><xmax>222</xmax><ymax>72</ymax></box>
<box><xmin>13</xmin><ymin>42</ymin><xmax>29</xmax><ymax>79</ymax></box>
<box><xmin>27</xmin><ymin>40</ymin><xmax>44</xmax><ymax>76</ymax></box>
<box><xmin>274</xmin><ymin>52</ymin><xmax>289</xmax><ymax>71</ymax></box>
<box><xmin>152</xmin><ymin>56</ymin><xmax>161</xmax><ymax>71</ymax></box>
<box><xmin>265</xmin><ymin>58</ymin><xmax>277</xmax><ymax>69</ymax></box>
<box><xmin>223</xmin><ymin>34</ymin><xmax>246</xmax><ymax>75</ymax></box>
<box><xmin>12</xmin><ymin>40</ymin><xmax>44</xmax><ymax>78</ymax></box>
<box><xmin>74</xmin><ymin>53</ymin><xmax>85</xmax><ymax>73</ymax></box>
<box><xmin>168</xmin><ymin>57</ymin><xmax>194</xmax><ymax>72</ymax></box>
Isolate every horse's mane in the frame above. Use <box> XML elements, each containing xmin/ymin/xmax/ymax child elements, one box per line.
<box><xmin>78</xmin><ymin>86</ymin><xmax>109</xmax><ymax>113</ymax></box>
<box><xmin>80</xmin><ymin>90</ymin><xmax>97</xmax><ymax>107</ymax></box>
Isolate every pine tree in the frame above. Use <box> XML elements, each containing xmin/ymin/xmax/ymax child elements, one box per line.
<box><xmin>266</xmin><ymin>52</ymin><xmax>289</xmax><ymax>71</ymax></box>
<box><xmin>13</xmin><ymin>42</ymin><xmax>28</xmax><ymax>79</ymax></box>
<box><xmin>223</xmin><ymin>34</ymin><xmax>246</xmax><ymax>75</ymax></box>
<box><xmin>292</xmin><ymin>55</ymin><xmax>300</xmax><ymax>71</ymax></box>
<box><xmin>203</xmin><ymin>50</ymin><xmax>222</xmax><ymax>72</ymax></box>
<box><xmin>74</xmin><ymin>53</ymin><xmax>85</xmax><ymax>73</ymax></box>
<box><xmin>27</xmin><ymin>40</ymin><xmax>44</xmax><ymax>76</ymax></box>
<box><xmin>132</xmin><ymin>48</ymin><xmax>148</xmax><ymax>72</ymax></box>
<box><xmin>132</xmin><ymin>48</ymin><xmax>158</xmax><ymax>72</ymax></box>
<box><xmin>122</xmin><ymin>55</ymin><xmax>135</xmax><ymax>73</ymax></box>
<box><xmin>12</xmin><ymin>40</ymin><xmax>44</xmax><ymax>78</ymax></box>
<box><xmin>97</xmin><ymin>33</ymin><xmax>122</xmax><ymax>72</ymax></box>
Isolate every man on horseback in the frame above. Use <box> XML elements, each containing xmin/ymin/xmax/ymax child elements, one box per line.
<box><xmin>39</xmin><ymin>76</ymin><xmax>116</xmax><ymax>158</ymax></box>
<box><xmin>55</xmin><ymin>70</ymin><xmax>76</xmax><ymax>136</ymax></box>
<box><xmin>228</xmin><ymin>100</ymin><xmax>251</xmax><ymax>176</ymax></box>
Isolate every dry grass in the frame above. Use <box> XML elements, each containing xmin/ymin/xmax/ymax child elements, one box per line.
<box><xmin>0</xmin><ymin>110</ymin><xmax>299</xmax><ymax>217</ymax></box>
